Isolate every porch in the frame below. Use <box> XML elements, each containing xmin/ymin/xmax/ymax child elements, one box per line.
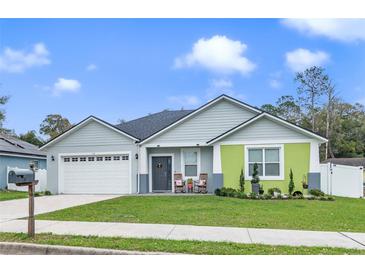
<box><xmin>138</xmin><ymin>145</ymin><xmax>223</xmax><ymax>193</ymax></box>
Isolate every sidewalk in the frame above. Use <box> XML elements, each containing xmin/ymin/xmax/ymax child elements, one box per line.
<box><xmin>2</xmin><ymin>219</ymin><xmax>365</xmax><ymax>250</ymax></box>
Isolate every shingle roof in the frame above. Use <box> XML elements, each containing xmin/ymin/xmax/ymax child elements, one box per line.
<box><xmin>0</xmin><ymin>134</ymin><xmax>46</xmax><ymax>157</ymax></box>
<box><xmin>323</xmin><ymin>158</ymin><xmax>365</xmax><ymax>167</ymax></box>
<box><xmin>115</xmin><ymin>109</ymin><xmax>194</xmax><ymax>140</ymax></box>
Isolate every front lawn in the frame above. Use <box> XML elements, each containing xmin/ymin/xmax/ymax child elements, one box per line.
<box><xmin>0</xmin><ymin>190</ymin><xmax>28</xmax><ymax>201</ymax></box>
<box><xmin>1</xmin><ymin>232</ymin><xmax>364</xmax><ymax>255</ymax></box>
<box><xmin>36</xmin><ymin>195</ymin><xmax>365</xmax><ymax>232</ymax></box>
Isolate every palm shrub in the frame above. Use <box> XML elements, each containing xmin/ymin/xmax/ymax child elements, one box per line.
<box><xmin>288</xmin><ymin>168</ymin><xmax>295</xmax><ymax>195</ymax></box>
<box><xmin>239</xmin><ymin>169</ymin><xmax>245</xmax><ymax>192</ymax></box>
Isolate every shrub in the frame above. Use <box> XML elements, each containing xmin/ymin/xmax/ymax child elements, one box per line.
<box><xmin>268</xmin><ymin>187</ymin><xmax>281</xmax><ymax>196</ymax></box>
<box><xmin>249</xmin><ymin>192</ymin><xmax>258</xmax><ymax>199</ymax></box>
<box><xmin>251</xmin><ymin>163</ymin><xmax>260</xmax><ymax>184</ymax></box>
<box><xmin>239</xmin><ymin>169</ymin><xmax>245</xmax><ymax>192</ymax></box>
<box><xmin>214</xmin><ymin>188</ymin><xmax>221</xmax><ymax>196</ymax></box>
<box><xmin>309</xmin><ymin>189</ymin><xmax>325</xmax><ymax>197</ymax></box>
<box><xmin>288</xmin><ymin>168</ymin><xmax>295</xmax><ymax>195</ymax></box>
<box><xmin>237</xmin><ymin>191</ymin><xmax>247</xmax><ymax>199</ymax></box>
<box><xmin>327</xmin><ymin>196</ymin><xmax>335</xmax><ymax>201</ymax></box>
<box><xmin>263</xmin><ymin>194</ymin><xmax>272</xmax><ymax>200</ymax></box>
<box><xmin>220</xmin><ymin>187</ymin><xmax>237</xmax><ymax>197</ymax></box>
<box><xmin>259</xmin><ymin>184</ymin><xmax>264</xmax><ymax>195</ymax></box>
<box><xmin>44</xmin><ymin>190</ymin><xmax>52</xmax><ymax>196</ymax></box>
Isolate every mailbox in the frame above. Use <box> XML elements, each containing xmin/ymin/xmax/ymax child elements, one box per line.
<box><xmin>8</xmin><ymin>169</ymin><xmax>35</xmax><ymax>186</ymax></box>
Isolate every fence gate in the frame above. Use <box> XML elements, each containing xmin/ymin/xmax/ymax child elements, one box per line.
<box><xmin>320</xmin><ymin>163</ymin><xmax>363</xmax><ymax>198</ymax></box>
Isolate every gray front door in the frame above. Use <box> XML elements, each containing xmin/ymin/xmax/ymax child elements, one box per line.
<box><xmin>152</xmin><ymin>156</ymin><xmax>172</xmax><ymax>192</ymax></box>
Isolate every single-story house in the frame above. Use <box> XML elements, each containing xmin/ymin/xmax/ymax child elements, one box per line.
<box><xmin>0</xmin><ymin>134</ymin><xmax>47</xmax><ymax>189</ymax></box>
<box><xmin>40</xmin><ymin>94</ymin><xmax>327</xmax><ymax>195</ymax></box>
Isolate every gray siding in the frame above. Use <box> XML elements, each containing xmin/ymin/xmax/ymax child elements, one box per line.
<box><xmin>146</xmin><ymin>99</ymin><xmax>257</xmax><ymax>145</ymax></box>
<box><xmin>221</xmin><ymin>117</ymin><xmax>310</xmax><ymax>142</ymax></box>
<box><xmin>147</xmin><ymin>146</ymin><xmax>213</xmax><ymax>192</ymax></box>
<box><xmin>44</xmin><ymin>120</ymin><xmax>138</xmax><ymax>194</ymax></box>
<box><xmin>0</xmin><ymin>155</ymin><xmax>46</xmax><ymax>189</ymax></box>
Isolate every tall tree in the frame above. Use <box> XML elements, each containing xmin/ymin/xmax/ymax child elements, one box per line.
<box><xmin>19</xmin><ymin>130</ymin><xmax>44</xmax><ymax>147</ymax></box>
<box><xmin>0</xmin><ymin>95</ymin><xmax>9</xmax><ymax>128</ymax></box>
<box><xmin>324</xmin><ymin>80</ymin><xmax>337</xmax><ymax>159</ymax></box>
<box><xmin>295</xmin><ymin>66</ymin><xmax>329</xmax><ymax>132</ymax></box>
<box><xmin>40</xmin><ymin>114</ymin><xmax>72</xmax><ymax>139</ymax></box>
<box><xmin>261</xmin><ymin>96</ymin><xmax>302</xmax><ymax>124</ymax></box>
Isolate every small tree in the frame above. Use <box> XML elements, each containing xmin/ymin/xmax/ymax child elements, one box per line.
<box><xmin>239</xmin><ymin>169</ymin><xmax>245</xmax><ymax>192</ymax></box>
<box><xmin>288</xmin><ymin>168</ymin><xmax>295</xmax><ymax>195</ymax></box>
<box><xmin>251</xmin><ymin>163</ymin><xmax>260</xmax><ymax>184</ymax></box>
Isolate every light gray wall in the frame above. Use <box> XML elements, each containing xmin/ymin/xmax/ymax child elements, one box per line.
<box><xmin>221</xmin><ymin>116</ymin><xmax>310</xmax><ymax>142</ymax></box>
<box><xmin>147</xmin><ymin>146</ymin><xmax>213</xmax><ymax>192</ymax></box>
<box><xmin>146</xmin><ymin>99</ymin><xmax>257</xmax><ymax>145</ymax></box>
<box><xmin>44</xmin><ymin>120</ymin><xmax>138</xmax><ymax>194</ymax></box>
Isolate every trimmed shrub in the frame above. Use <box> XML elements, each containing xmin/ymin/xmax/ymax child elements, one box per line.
<box><xmin>259</xmin><ymin>184</ymin><xmax>264</xmax><ymax>195</ymax></box>
<box><xmin>309</xmin><ymin>189</ymin><xmax>325</xmax><ymax>197</ymax></box>
<box><xmin>214</xmin><ymin>188</ymin><xmax>221</xmax><ymax>196</ymax></box>
<box><xmin>268</xmin><ymin>187</ymin><xmax>281</xmax><ymax>196</ymax></box>
<box><xmin>288</xmin><ymin>168</ymin><xmax>295</xmax><ymax>195</ymax></box>
<box><xmin>239</xmin><ymin>169</ymin><xmax>245</xmax><ymax>192</ymax></box>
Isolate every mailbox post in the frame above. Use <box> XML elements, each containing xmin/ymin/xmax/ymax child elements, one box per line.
<box><xmin>8</xmin><ymin>165</ymin><xmax>38</xmax><ymax>237</ymax></box>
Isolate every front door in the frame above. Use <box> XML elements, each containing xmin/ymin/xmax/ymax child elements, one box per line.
<box><xmin>152</xmin><ymin>156</ymin><xmax>172</xmax><ymax>192</ymax></box>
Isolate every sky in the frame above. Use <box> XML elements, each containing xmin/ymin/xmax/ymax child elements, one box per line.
<box><xmin>1</xmin><ymin>18</ymin><xmax>365</xmax><ymax>136</ymax></box>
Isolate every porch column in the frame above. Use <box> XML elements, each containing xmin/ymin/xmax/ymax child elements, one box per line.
<box><xmin>139</xmin><ymin>145</ymin><xmax>149</xmax><ymax>193</ymax></box>
<box><xmin>308</xmin><ymin>141</ymin><xmax>321</xmax><ymax>191</ymax></box>
<box><xmin>212</xmin><ymin>143</ymin><xmax>223</xmax><ymax>192</ymax></box>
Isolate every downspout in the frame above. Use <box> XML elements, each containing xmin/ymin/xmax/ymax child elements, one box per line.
<box><xmin>136</xmin><ymin>142</ymin><xmax>140</xmax><ymax>194</ymax></box>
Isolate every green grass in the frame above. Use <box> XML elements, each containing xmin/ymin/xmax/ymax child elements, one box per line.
<box><xmin>0</xmin><ymin>190</ymin><xmax>28</xmax><ymax>201</ymax></box>
<box><xmin>36</xmin><ymin>195</ymin><xmax>365</xmax><ymax>232</ymax></box>
<box><xmin>1</xmin><ymin>232</ymin><xmax>364</xmax><ymax>255</ymax></box>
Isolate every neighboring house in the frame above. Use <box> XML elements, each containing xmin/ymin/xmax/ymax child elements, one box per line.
<box><xmin>40</xmin><ymin>94</ymin><xmax>327</xmax><ymax>195</ymax></box>
<box><xmin>0</xmin><ymin>134</ymin><xmax>47</xmax><ymax>189</ymax></box>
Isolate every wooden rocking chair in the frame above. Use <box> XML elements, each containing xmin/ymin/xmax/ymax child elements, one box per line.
<box><xmin>174</xmin><ymin>173</ymin><xmax>185</xmax><ymax>193</ymax></box>
<box><xmin>197</xmin><ymin>173</ymin><xmax>208</xmax><ymax>193</ymax></box>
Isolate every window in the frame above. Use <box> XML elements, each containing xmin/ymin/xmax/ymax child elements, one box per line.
<box><xmin>246</xmin><ymin>146</ymin><xmax>283</xmax><ymax>180</ymax></box>
<box><xmin>182</xmin><ymin>148</ymin><xmax>200</xmax><ymax>178</ymax></box>
<box><xmin>72</xmin><ymin>157</ymin><xmax>78</xmax><ymax>162</ymax></box>
<box><xmin>105</xmin><ymin>156</ymin><xmax>112</xmax><ymax>161</ymax></box>
<box><xmin>113</xmin><ymin>156</ymin><xmax>120</xmax><ymax>161</ymax></box>
<box><xmin>88</xmin><ymin>157</ymin><xmax>95</xmax><ymax>161</ymax></box>
<box><xmin>80</xmin><ymin>157</ymin><xmax>86</xmax><ymax>162</ymax></box>
<box><xmin>96</xmin><ymin>156</ymin><xmax>103</xmax><ymax>161</ymax></box>
<box><xmin>121</xmin><ymin>154</ymin><xmax>129</xmax><ymax>160</ymax></box>
<box><xmin>64</xmin><ymin>157</ymin><xmax>70</xmax><ymax>162</ymax></box>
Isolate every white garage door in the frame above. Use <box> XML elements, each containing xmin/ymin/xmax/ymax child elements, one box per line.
<box><xmin>61</xmin><ymin>154</ymin><xmax>131</xmax><ymax>194</ymax></box>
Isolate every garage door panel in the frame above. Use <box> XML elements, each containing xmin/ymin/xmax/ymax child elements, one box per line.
<box><xmin>61</xmin><ymin>154</ymin><xmax>130</xmax><ymax>194</ymax></box>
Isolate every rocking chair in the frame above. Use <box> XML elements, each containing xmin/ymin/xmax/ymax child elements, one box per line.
<box><xmin>197</xmin><ymin>173</ymin><xmax>208</xmax><ymax>193</ymax></box>
<box><xmin>174</xmin><ymin>173</ymin><xmax>185</xmax><ymax>193</ymax></box>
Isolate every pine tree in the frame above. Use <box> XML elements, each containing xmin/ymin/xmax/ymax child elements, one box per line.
<box><xmin>289</xmin><ymin>168</ymin><xmax>295</xmax><ymax>195</ymax></box>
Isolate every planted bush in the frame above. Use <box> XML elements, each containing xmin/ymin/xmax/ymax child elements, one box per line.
<box><xmin>268</xmin><ymin>187</ymin><xmax>281</xmax><ymax>196</ymax></box>
<box><xmin>309</xmin><ymin>189</ymin><xmax>325</xmax><ymax>197</ymax></box>
<box><xmin>288</xmin><ymin>168</ymin><xmax>295</xmax><ymax>195</ymax></box>
<box><xmin>239</xmin><ymin>169</ymin><xmax>245</xmax><ymax>192</ymax></box>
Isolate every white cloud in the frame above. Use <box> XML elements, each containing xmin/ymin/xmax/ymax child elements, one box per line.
<box><xmin>285</xmin><ymin>48</ymin><xmax>330</xmax><ymax>72</ymax></box>
<box><xmin>86</xmin><ymin>64</ymin><xmax>97</xmax><ymax>71</ymax></box>
<box><xmin>167</xmin><ymin>95</ymin><xmax>200</xmax><ymax>107</ymax></box>
<box><xmin>53</xmin><ymin>78</ymin><xmax>81</xmax><ymax>96</ymax></box>
<box><xmin>210</xmin><ymin>78</ymin><xmax>233</xmax><ymax>89</ymax></box>
<box><xmin>282</xmin><ymin>19</ymin><xmax>365</xmax><ymax>42</ymax></box>
<box><xmin>0</xmin><ymin>42</ymin><xmax>50</xmax><ymax>73</ymax></box>
<box><xmin>174</xmin><ymin>35</ymin><xmax>256</xmax><ymax>75</ymax></box>
<box><xmin>269</xmin><ymin>79</ymin><xmax>281</xmax><ymax>89</ymax></box>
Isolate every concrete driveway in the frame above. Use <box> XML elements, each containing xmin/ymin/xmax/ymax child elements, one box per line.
<box><xmin>0</xmin><ymin>194</ymin><xmax>121</xmax><ymax>223</ymax></box>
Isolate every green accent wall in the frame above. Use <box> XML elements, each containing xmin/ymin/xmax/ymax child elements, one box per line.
<box><xmin>221</xmin><ymin>143</ymin><xmax>310</xmax><ymax>194</ymax></box>
<box><xmin>221</xmin><ymin>145</ymin><xmax>244</xmax><ymax>189</ymax></box>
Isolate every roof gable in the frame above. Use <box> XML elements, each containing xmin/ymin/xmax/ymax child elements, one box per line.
<box><xmin>40</xmin><ymin>116</ymin><xmax>139</xmax><ymax>150</ymax></box>
<box><xmin>0</xmin><ymin>134</ymin><xmax>46</xmax><ymax>157</ymax></box>
<box><xmin>207</xmin><ymin>112</ymin><xmax>327</xmax><ymax>144</ymax></box>
<box><xmin>140</xmin><ymin>94</ymin><xmax>262</xmax><ymax>144</ymax></box>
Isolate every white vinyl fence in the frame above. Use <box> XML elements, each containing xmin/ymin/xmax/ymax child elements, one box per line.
<box><xmin>320</xmin><ymin>163</ymin><xmax>363</xmax><ymax>198</ymax></box>
<box><xmin>7</xmin><ymin>167</ymin><xmax>47</xmax><ymax>192</ymax></box>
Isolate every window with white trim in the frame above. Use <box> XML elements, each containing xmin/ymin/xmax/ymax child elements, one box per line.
<box><xmin>247</xmin><ymin>146</ymin><xmax>282</xmax><ymax>179</ymax></box>
<box><xmin>121</xmin><ymin>154</ymin><xmax>129</xmax><ymax>160</ymax></box>
<box><xmin>182</xmin><ymin>148</ymin><xmax>200</xmax><ymax>178</ymax></box>
<box><xmin>80</xmin><ymin>157</ymin><xmax>86</xmax><ymax>162</ymax></box>
<box><xmin>88</xmin><ymin>157</ymin><xmax>95</xmax><ymax>161</ymax></box>
<box><xmin>64</xmin><ymin>157</ymin><xmax>70</xmax><ymax>162</ymax></box>
<box><xmin>72</xmin><ymin>157</ymin><xmax>78</xmax><ymax>162</ymax></box>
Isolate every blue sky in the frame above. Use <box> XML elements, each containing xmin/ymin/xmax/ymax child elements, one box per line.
<box><xmin>1</xmin><ymin>19</ymin><xmax>365</xmax><ymax>136</ymax></box>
